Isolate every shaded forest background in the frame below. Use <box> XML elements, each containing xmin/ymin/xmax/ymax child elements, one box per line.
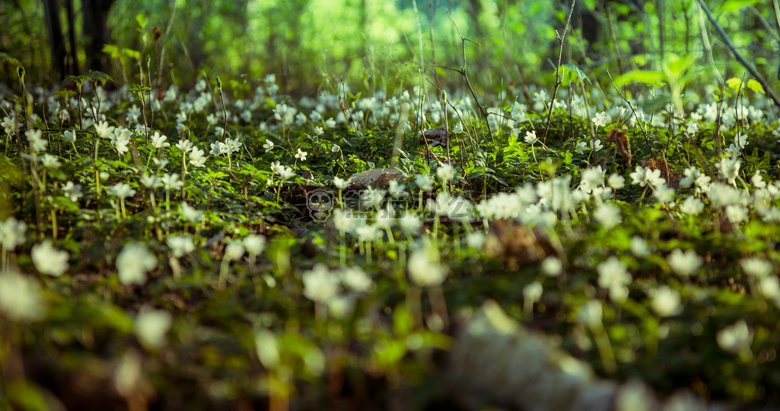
<box><xmin>1</xmin><ymin>0</ymin><xmax>779</xmax><ymax>99</ymax></box>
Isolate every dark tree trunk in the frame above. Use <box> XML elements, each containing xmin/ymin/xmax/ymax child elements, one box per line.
<box><xmin>82</xmin><ymin>0</ymin><xmax>116</xmax><ymax>71</ymax></box>
<box><xmin>43</xmin><ymin>0</ymin><xmax>67</xmax><ymax>80</ymax></box>
<box><xmin>65</xmin><ymin>0</ymin><xmax>78</xmax><ymax>75</ymax></box>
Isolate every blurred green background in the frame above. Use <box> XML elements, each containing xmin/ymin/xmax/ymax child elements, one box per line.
<box><xmin>1</xmin><ymin>0</ymin><xmax>778</xmax><ymax>97</ymax></box>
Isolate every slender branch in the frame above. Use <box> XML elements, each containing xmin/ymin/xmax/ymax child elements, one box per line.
<box><xmin>696</xmin><ymin>0</ymin><xmax>780</xmax><ymax>109</ymax></box>
<box><xmin>542</xmin><ymin>0</ymin><xmax>576</xmax><ymax>145</ymax></box>
<box><xmin>605</xmin><ymin>69</ymin><xmax>656</xmax><ymax>159</ymax></box>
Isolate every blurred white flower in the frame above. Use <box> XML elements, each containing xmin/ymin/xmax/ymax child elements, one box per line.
<box><xmin>667</xmin><ymin>249</ymin><xmax>703</xmax><ymax>277</ymax></box>
<box><xmin>593</xmin><ymin>203</ymin><xmax>622</xmax><ymax>229</ymax></box>
<box><xmin>333</xmin><ymin>176</ymin><xmax>350</xmax><ymax>190</ymax></box>
<box><xmin>62</xmin><ymin>181</ymin><xmax>83</xmax><ymax>202</ymax></box>
<box><xmin>0</xmin><ymin>270</ymin><xmax>46</xmax><ymax>321</ymax></box>
<box><xmin>437</xmin><ymin>164</ymin><xmax>455</xmax><ymax>182</ymax></box>
<box><xmin>597</xmin><ymin>256</ymin><xmax>631</xmax><ymax>302</ymax></box>
<box><xmin>339</xmin><ymin>266</ymin><xmax>373</xmax><ymax>293</ymax></box>
<box><xmin>243</xmin><ymin>234</ymin><xmax>266</xmax><ymax>257</ymax></box>
<box><xmin>134</xmin><ymin>306</ymin><xmax>173</xmax><ymax>349</ymax></box>
<box><xmin>576</xmin><ymin>299</ymin><xmax>602</xmax><ymax>327</ymax></box>
<box><xmin>117</xmin><ymin>243</ymin><xmax>157</xmax><ymax>285</ymax></box>
<box><xmin>716</xmin><ymin>320</ymin><xmax>753</xmax><ymax>354</ymax></box>
<box><xmin>224</xmin><ymin>241</ymin><xmax>245</xmax><ymax>261</ymax></box>
<box><xmin>408</xmin><ymin>243</ymin><xmax>447</xmax><ymax>287</ymax></box>
<box><xmin>303</xmin><ymin>264</ymin><xmax>340</xmax><ymax>303</ymax></box>
<box><xmin>0</xmin><ymin>217</ymin><xmax>27</xmax><ymax>250</ymax></box>
<box><xmin>189</xmin><ymin>147</ymin><xmax>206</xmax><ymax>167</ymax></box>
<box><xmin>593</xmin><ymin>111</ymin><xmax>609</xmax><ymax>128</ymax></box>
<box><xmin>263</xmin><ymin>139</ymin><xmax>274</xmax><ymax>152</ymax></box>
<box><xmin>166</xmin><ymin>235</ymin><xmax>195</xmax><ymax>258</ymax></box>
<box><xmin>180</xmin><ymin>202</ymin><xmax>203</xmax><ymax>223</ymax></box>
<box><xmin>415</xmin><ymin>174</ymin><xmax>434</xmax><ymax>191</ymax></box>
<box><xmin>651</xmin><ymin>286</ymin><xmax>682</xmax><ymax>317</ymax></box>
<box><xmin>110</xmin><ymin>182</ymin><xmax>136</xmax><ymax>200</ymax></box>
<box><xmin>718</xmin><ymin>157</ymin><xmax>740</xmax><ymax>185</ymax></box>
<box><xmin>680</xmin><ymin>196</ymin><xmax>704</xmax><ymax>215</ymax></box>
<box><xmin>740</xmin><ymin>258</ymin><xmax>772</xmax><ymax>279</ymax></box>
<box><xmin>630</xmin><ymin>236</ymin><xmax>651</xmax><ymax>258</ymax></box>
<box><xmin>31</xmin><ymin>239</ymin><xmax>69</xmax><ymax>277</ymax></box>
<box><xmin>541</xmin><ymin>256</ymin><xmax>562</xmax><ymax>277</ymax></box>
<box><xmin>26</xmin><ymin>129</ymin><xmax>46</xmax><ymax>153</ymax></box>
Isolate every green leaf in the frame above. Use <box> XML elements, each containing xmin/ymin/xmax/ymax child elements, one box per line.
<box><xmin>136</xmin><ymin>13</ymin><xmax>148</xmax><ymax>29</ymax></box>
<box><xmin>614</xmin><ymin>70</ymin><xmax>665</xmax><ymax>87</ymax></box>
<box><xmin>720</xmin><ymin>0</ymin><xmax>760</xmax><ymax>13</ymax></box>
<box><xmin>561</xmin><ymin>63</ymin><xmax>590</xmax><ymax>86</ymax></box>
<box><xmin>726</xmin><ymin>77</ymin><xmax>742</xmax><ymax>91</ymax></box>
<box><xmin>747</xmin><ymin>79</ymin><xmax>765</xmax><ymax>95</ymax></box>
<box><xmin>85</xmin><ymin>71</ymin><xmax>113</xmax><ymax>86</ymax></box>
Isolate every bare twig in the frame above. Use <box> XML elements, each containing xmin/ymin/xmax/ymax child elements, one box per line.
<box><xmin>605</xmin><ymin>69</ymin><xmax>656</xmax><ymax>159</ymax></box>
<box><xmin>696</xmin><ymin>0</ymin><xmax>780</xmax><ymax>109</ymax></box>
<box><xmin>542</xmin><ymin>0</ymin><xmax>576</xmax><ymax>145</ymax></box>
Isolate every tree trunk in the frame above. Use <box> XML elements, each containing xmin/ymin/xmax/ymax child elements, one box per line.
<box><xmin>82</xmin><ymin>0</ymin><xmax>116</xmax><ymax>71</ymax></box>
<box><xmin>43</xmin><ymin>0</ymin><xmax>66</xmax><ymax>80</ymax></box>
<box><xmin>65</xmin><ymin>0</ymin><xmax>78</xmax><ymax>75</ymax></box>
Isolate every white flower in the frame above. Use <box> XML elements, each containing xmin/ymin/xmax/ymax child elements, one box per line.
<box><xmin>62</xmin><ymin>129</ymin><xmax>76</xmax><ymax>143</ymax></box>
<box><xmin>40</xmin><ymin>154</ymin><xmax>61</xmax><ymax>169</ymax></box>
<box><xmin>667</xmin><ymin>248</ymin><xmax>703</xmax><ymax>277</ymax></box>
<box><xmin>685</xmin><ymin>120</ymin><xmax>699</xmax><ymax>134</ymax></box>
<box><xmin>31</xmin><ymin>240</ymin><xmax>69</xmax><ymax>276</ymax></box>
<box><xmin>0</xmin><ymin>270</ymin><xmax>46</xmax><ymax>321</ymax></box>
<box><xmin>733</xmin><ymin>132</ymin><xmax>748</xmax><ymax>149</ymax></box>
<box><xmin>466</xmin><ymin>231</ymin><xmax>485</xmax><ymax>248</ymax></box>
<box><xmin>176</xmin><ymin>139</ymin><xmax>193</xmax><ymax>154</ymax></box>
<box><xmin>140</xmin><ymin>174</ymin><xmax>161</xmax><ymax>189</ymax></box>
<box><xmin>134</xmin><ymin>306</ymin><xmax>173</xmax><ymax>348</ymax></box>
<box><xmin>117</xmin><ymin>243</ymin><xmax>157</xmax><ymax>285</ymax></box>
<box><xmin>62</xmin><ymin>181</ymin><xmax>83</xmax><ymax>202</ymax></box>
<box><xmin>161</xmin><ymin>173</ymin><xmax>183</xmax><ymax>191</ymax></box>
<box><xmin>437</xmin><ymin>164</ymin><xmax>455</xmax><ymax>182</ymax></box>
<box><xmin>541</xmin><ymin>256</ymin><xmax>562</xmax><ymax>277</ymax></box>
<box><xmin>166</xmin><ymin>235</ymin><xmax>195</xmax><ymax>258</ymax></box>
<box><xmin>180</xmin><ymin>202</ymin><xmax>203</xmax><ymax>223</ymax></box>
<box><xmin>26</xmin><ymin>129</ymin><xmax>46</xmax><ymax>153</ymax></box>
<box><xmin>740</xmin><ymin>258</ymin><xmax>773</xmax><ymax>279</ymax></box>
<box><xmin>680</xmin><ymin>196</ymin><xmax>704</xmax><ymax>215</ymax></box>
<box><xmin>224</xmin><ymin>241</ymin><xmax>245</xmax><ymax>261</ymax></box>
<box><xmin>576</xmin><ymin>299</ymin><xmax>602</xmax><ymax>326</ymax></box>
<box><xmin>408</xmin><ymin>245</ymin><xmax>447</xmax><ymax>287</ymax></box>
<box><xmin>524</xmin><ymin>130</ymin><xmax>538</xmax><ymax>145</ymax></box>
<box><xmin>0</xmin><ymin>217</ymin><xmax>27</xmax><ymax>250</ymax></box>
<box><xmin>751</xmin><ymin>171</ymin><xmax>766</xmax><ymax>189</ymax></box>
<box><xmin>314</xmin><ymin>126</ymin><xmax>324</xmax><ymax>136</ymax></box>
<box><xmin>271</xmin><ymin>161</ymin><xmax>284</xmax><ymax>174</ymax></box>
<box><xmin>590</xmin><ymin>139</ymin><xmax>603</xmax><ymax>152</ymax></box>
<box><xmin>597</xmin><ymin>256</ymin><xmax>631</xmax><ymax>291</ymax></box>
<box><xmin>295</xmin><ymin>148</ymin><xmax>308</xmax><ymax>161</ymax></box>
<box><xmin>189</xmin><ymin>147</ymin><xmax>206</xmax><ymax>167</ymax></box>
<box><xmin>302</xmin><ymin>264</ymin><xmax>340</xmax><ymax>303</ymax></box>
<box><xmin>263</xmin><ymin>139</ymin><xmax>274</xmax><ymax>152</ymax></box>
<box><xmin>415</xmin><ymin>174</ymin><xmax>434</xmax><ymax>191</ymax></box>
<box><xmin>278</xmin><ymin>166</ymin><xmax>295</xmax><ymax>180</ymax></box>
<box><xmin>151</xmin><ymin>132</ymin><xmax>169</xmax><ymax>149</ymax></box>
<box><xmin>523</xmin><ymin>281</ymin><xmax>543</xmax><ymax>301</ymax></box>
<box><xmin>716</xmin><ymin>320</ymin><xmax>753</xmax><ymax>354</ymax></box>
<box><xmin>398</xmin><ymin>212</ymin><xmax>422</xmax><ymax>235</ymax></box>
<box><xmin>331</xmin><ymin>144</ymin><xmax>341</xmax><ymax>153</ymax></box>
<box><xmin>581</xmin><ymin>166</ymin><xmax>605</xmax><ymax>190</ymax></box>
<box><xmin>339</xmin><ymin>266</ymin><xmax>373</xmax><ymax>293</ymax></box>
<box><xmin>333</xmin><ymin>176</ymin><xmax>350</xmax><ymax>190</ymax></box>
<box><xmin>653</xmin><ymin>184</ymin><xmax>674</xmax><ymax>204</ymax></box>
<box><xmin>94</xmin><ymin>121</ymin><xmax>115</xmax><ymax>138</ymax></box>
<box><xmin>607</xmin><ymin>173</ymin><xmax>625</xmax><ymax>190</ymax></box>
<box><xmin>651</xmin><ymin>286</ymin><xmax>682</xmax><ymax>317</ymax></box>
<box><xmin>593</xmin><ymin>111</ymin><xmax>609</xmax><ymax>128</ymax></box>
<box><xmin>243</xmin><ymin>234</ymin><xmax>266</xmax><ymax>257</ymax></box>
<box><xmin>575</xmin><ymin>141</ymin><xmax>587</xmax><ymax>154</ymax></box>
<box><xmin>630</xmin><ymin>236</ymin><xmax>651</xmax><ymax>258</ymax></box>
<box><xmin>593</xmin><ymin>203</ymin><xmax>622</xmax><ymax>229</ymax></box>
<box><xmin>110</xmin><ymin>183</ymin><xmax>136</xmax><ymax>200</ymax></box>
<box><xmin>718</xmin><ymin>157</ymin><xmax>740</xmax><ymax>185</ymax></box>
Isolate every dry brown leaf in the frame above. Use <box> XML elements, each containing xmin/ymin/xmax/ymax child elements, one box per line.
<box><xmin>606</xmin><ymin>129</ymin><xmax>632</xmax><ymax>168</ymax></box>
<box><xmin>485</xmin><ymin>219</ymin><xmax>554</xmax><ymax>270</ymax></box>
<box><xmin>419</xmin><ymin>126</ymin><xmax>450</xmax><ymax>147</ymax></box>
<box><xmin>347</xmin><ymin>168</ymin><xmax>407</xmax><ymax>189</ymax></box>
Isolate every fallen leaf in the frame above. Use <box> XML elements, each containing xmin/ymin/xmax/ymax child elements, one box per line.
<box><xmin>347</xmin><ymin>168</ymin><xmax>407</xmax><ymax>189</ymax></box>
